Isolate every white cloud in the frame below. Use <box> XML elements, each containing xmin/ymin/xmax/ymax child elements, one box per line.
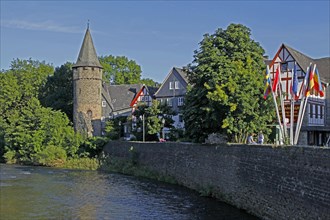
<box><xmin>1</xmin><ymin>20</ymin><xmax>84</xmax><ymax>34</ymax></box>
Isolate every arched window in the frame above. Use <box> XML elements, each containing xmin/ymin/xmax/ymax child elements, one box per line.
<box><xmin>87</xmin><ymin>110</ymin><xmax>92</xmax><ymax>118</ymax></box>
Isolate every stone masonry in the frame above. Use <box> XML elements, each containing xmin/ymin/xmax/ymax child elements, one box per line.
<box><xmin>73</xmin><ymin>28</ymin><xmax>103</xmax><ymax>136</ymax></box>
<box><xmin>104</xmin><ymin>142</ymin><xmax>330</xmax><ymax>220</ymax></box>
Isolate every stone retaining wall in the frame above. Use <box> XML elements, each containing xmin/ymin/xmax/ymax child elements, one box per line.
<box><xmin>104</xmin><ymin>141</ymin><xmax>330</xmax><ymax>220</ymax></box>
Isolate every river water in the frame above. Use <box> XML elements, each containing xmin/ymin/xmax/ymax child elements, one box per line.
<box><xmin>0</xmin><ymin>164</ymin><xmax>258</xmax><ymax>220</ymax></box>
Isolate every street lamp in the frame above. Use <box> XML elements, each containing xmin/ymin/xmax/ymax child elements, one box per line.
<box><xmin>118</xmin><ymin>121</ymin><xmax>121</xmax><ymax>139</ymax></box>
<box><xmin>142</xmin><ymin>114</ymin><xmax>145</xmax><ymax>142</ymax></box>
<box><xmin>162</xmin><ymin>118</ymin><xmax>165</xmax><ymax>140</ymax></box>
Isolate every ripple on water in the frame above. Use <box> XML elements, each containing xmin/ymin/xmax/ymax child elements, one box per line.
<box><xmin>0</xmin><ymin>164</ymin><xmax>260</xmax><ymax>220</ymax></box>
<box><xmin>0</xmin><ymin>182</ymin><xmax>12</xmax><ymax>187</ymax></box>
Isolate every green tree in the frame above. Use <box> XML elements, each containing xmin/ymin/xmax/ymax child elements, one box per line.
<box><xmin>159</xmin><ymin>103</ymin><xmax>176</xmax><ymax>128</ymax></box>
<box><xmin>0</xmin><ymin>59</ymin><xmax>82</xmax><ymax>164</ymax></box>
<box><xmin>140</xmin><ymin>78</ymin><xmax>160</xmax><ymax>87</ymax></box>
<box><xmin>132</xmin><ymin>100</ymin><xmax>164</xmax><ymax>141</ymax></box>
<box><xmin>183</xmin><ymin>24</ymin><xmax>274</xmax><ymax>143</ymax></box>
<box><xmin>99</xmin><ymin>55</ymin><xmax>142</xmax><ymax>84</ymax></box>
<box><xmin>39</xmin><ymin>62</ymin><xmax>74</xmax><ymax>121</ymax></box>
<box><xmin>9</xmin><ymin>58</ymin><xmax>54</xmax><ymax>101</ymax></box>
<box><xmin>2</xmin><ymin>97</ymin><xmax>81</xmax><ymax>164</ymax></box>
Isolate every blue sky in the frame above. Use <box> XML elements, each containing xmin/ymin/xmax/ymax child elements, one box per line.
<box><xmin>1</xmin><ymin>1</ymin><xmax>329</xmax><ymax>83</ymax></box>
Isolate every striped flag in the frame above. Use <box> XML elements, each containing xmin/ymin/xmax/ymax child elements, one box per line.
<box><xmin>263</xmin><ymin>65</ymin><xmax>271</xmax><ymax>99</ymax></box>
<box><xmin>305</xmin><ymin>64</ymin><xmax>316</xmax><ymax>97</ymax></box>
<box><xmin>272</xmin><ymin>65</ymin><xmax>280</xmax><ymax>92</ymax></box>
<box><xmin>313</xmin><ymin>68</ymin><xmax>324</xmax><ymax>97</ymax></box>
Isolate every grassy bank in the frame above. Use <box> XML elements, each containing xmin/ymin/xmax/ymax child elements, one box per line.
<box><xmin>60</xmin><ymin>157</ymin><xmax>100</xmax><ymax>170</ymax></box>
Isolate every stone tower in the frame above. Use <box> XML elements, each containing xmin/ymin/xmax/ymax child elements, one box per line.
<box><xmin>72</xmin><ymin>27</ymin><xmax>103</xmax><ymax>137</ymax></box>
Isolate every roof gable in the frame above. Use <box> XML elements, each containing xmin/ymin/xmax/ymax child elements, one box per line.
<box><xmin>155</xmin><ymin>67</ymin><xmax>188</xmax><ymax>97</ymax></box>
<box><xmin>270</xmin><ymin>44</ymin><xmax>329</xmax><ymax>83</ymax></box>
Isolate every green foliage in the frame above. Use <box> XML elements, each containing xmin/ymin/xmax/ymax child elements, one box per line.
<box><xmin>78</xmin><ymin>136</ymin><xmax>108</xmax><ymax>158</ymax></box>
<box><xmin>168</xmin><ymin>128</ymin><xmax>185</xmax><ymax>142</ymax></box>
<box><xmin>99</xmin><ymin>55</ymin><xmax>159</xmax><ymax>87</ymax></box>
<box><xmin>159</xmin><ymin>103</ymin><xmax>176</xmax><ymax>128</ymax></box>
<box><xmin>140</xmin><ymin>78</ymin><xmax>160</xmax><ymax>87</ymax></box>
<box><xmin>3</xmin><ymin>150</ymin><xmax>17</xmax><ymax>164</ymax></box>
<box><xmin>99</xmin><ymin>55</ymin><xmax>142</xmax><ymax>84</ymax></box>
<box><xmin>8</xmin><ymin>59</ymin><xmax>54</xmax><ymax>101</ymax></box>
<box><xmin>104</xmin><ymin>117</ymin><xmax>126</xmax><ymax>140</ymax></box>
<box><xmin>2</xmin><ymin>97</ymin><xmax>81</xmax><ymax>163</ymax></box>
<box><xmin>39</xmin><ymin>62</ymin><xmax>74</xmax><ymax>121</ymax></box>
<box><xmin>62</xmin><ymin>157</ymin><xmax>100</xmax><ymax>170</ymax></box>
<box><xmin>33</xmin><ymin>145</ymin><xmax>67</xmax><ymax>167</ymax></box>
<box><xmin>183</xmin><ymin>24</ymin><xmax>275</xmax><ymax>143</ymax></box>
<box><xmin>132</xmin><ymin>100</ymin><xmax>163</xmax><ymax>141</ymax></box>
<box><xmin>104</xmin><ymin>120</ymin><xmax>119</xmax><ymax>140</ymax></box>
<box><xmin>0</xmin><ymin>59</ymin><xmax>83</xmax><ymax>165</ymax></box>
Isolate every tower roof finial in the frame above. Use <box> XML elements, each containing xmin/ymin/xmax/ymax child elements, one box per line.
<box><xmin>87</xmin><ymin>19</ymin><xmax>90</xmax><ymax>29</ymax></box>
<box><xmin>72</xmin><ymin>22</ymin><xmax>102</xmax><ymax>69</ymax></box>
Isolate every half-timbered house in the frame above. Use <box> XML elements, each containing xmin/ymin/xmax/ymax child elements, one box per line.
<box><xmin>268</xmin><ymin>44</ymin><xmax>330</xmax><ymax>146</ymax></box>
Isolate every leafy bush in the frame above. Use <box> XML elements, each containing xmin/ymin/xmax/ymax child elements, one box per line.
<box><xmin>62</xmin><ymin>157</ymin><xmax>100</xmax><ymax>170</ymax></box>
<box><xmin>78</xmin><ymin>136</ymin><xmax>108</xmax><ymax>158</ymax></box>
<box><xmin>33</xmin><ymin>145</ymin><xmax>67</xmax><ymax>167</ymax></box>
<box><xmin>4</xmin><ymin>150</ymin><xmax>17</xmax><ymax>164</ymax></box>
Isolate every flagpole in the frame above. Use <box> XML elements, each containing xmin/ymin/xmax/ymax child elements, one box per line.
<box><xmin>295</xmin><ymin>96</ymin><xmax>309</xmax><ymax>144</ymax></box>
<box><xmin>294</xmin><ymin>64</ymin><xmax>315</xmax><ymax>144</ymax></box>
<box><xmin>294</xmin><ymin>96</ymin><xmax>305</xmax><ymax>144</ymax></box>
<box><xmin>278</xmin><ymin>67</ymin><xmax>288</xmax><ymax>141</ymax></box>
<box><xmin>294</xmin><ymin>63</ymin><xmax>309</xmax><ymax>144</ymax></box>
<box><xmin>294</xmin><ymin>63</ymin><xmax>310</xmax><ymax>145</ymax></box>
<box><xmin>290</xmin><ymin>68</ymin><xmax>294</xmax><ymax>145</ymax></box>
<box><xmin>290</xmin><ymin>99</ymin><xmax>294</xmax><ymax>145</ymax></box>
<box><xmin>267</xmin><ymin>65</ymin><xmax>285</xmax><ymax>144</ymax></box>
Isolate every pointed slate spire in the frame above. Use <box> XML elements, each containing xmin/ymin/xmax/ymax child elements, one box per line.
<box><xmin>73</xmin><ymin>27</ymin><xmax>102</xmax><ymax>68</ymax></box>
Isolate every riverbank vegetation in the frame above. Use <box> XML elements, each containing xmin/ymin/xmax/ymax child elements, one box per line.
<box><xmin>0</xmin><ymin>59</ymin><xmax>107</xmax><ymax>169</ymax></box>
<box><xmin>1</xmin><ymin>23</ymin><xmax>276</xmax><ymax>168</ymax></box>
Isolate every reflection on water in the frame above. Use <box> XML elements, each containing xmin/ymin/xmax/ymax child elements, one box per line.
<box><xmin>0</xmin><ymin>164</ymin><xmax>258</xmax><ymax>220</ymax></box>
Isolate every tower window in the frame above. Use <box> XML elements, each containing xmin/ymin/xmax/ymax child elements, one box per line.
<box><xmin>87</xmin><ymin>110</ymin><xmax>92</xmax><ymax>118</ymax></box>
<box><xmin>102</xmin><ymin>101</ymin><xmax>106</xmax><ymax>107</ymax></box>
<box><xmin>79</xmin><ymin>88</ymin><xmax>82</xmax><ymax>94</ymax></box>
